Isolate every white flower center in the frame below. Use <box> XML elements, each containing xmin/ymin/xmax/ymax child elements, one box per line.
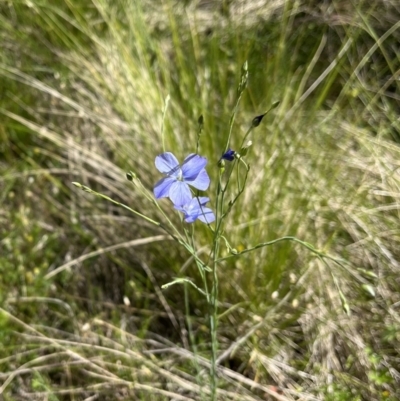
<box><xmin>177</xmin><ymin>168</ymin><xmax>183</xmax><ymax>181</ymax></box>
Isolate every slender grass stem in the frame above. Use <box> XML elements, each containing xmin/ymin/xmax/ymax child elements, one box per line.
<box><xmin>217</xmin><ymin>235</ymin><xmax>344</xmax><ymax>263</ymax></box>
<box><xmin>209</xmin><ymin>228</ymin><xmax>221</xmax><ymax>401</ymax></box>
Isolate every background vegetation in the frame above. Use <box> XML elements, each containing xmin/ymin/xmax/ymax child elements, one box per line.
<box><xmin>1</xmin><ymin>0</ymin><xmax>399</xmax><ymax>399</ymax></box>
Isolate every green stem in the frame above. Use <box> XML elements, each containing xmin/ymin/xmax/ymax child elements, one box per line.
<box><xmin>184</xmin><ymin>283</ymin><xmax>204</xmax><ymax>392</ymax></box>
<box><xmin>223</xmin><ymin>61</ymin><xmax>248</xmax><ymax>154</ymax></box>
<box><xmin>208</xmin><ymin>169</ymin><xmax>226</xmax><ymax>401</ymax></box>
<box><xmin>210</xmin><ymin>232</ymin><xmax>220</xmax><ymax>401</ymax></box>
<box><xmin>217</xmin><ymin>235</ymin><xmax>342</xmax><ymax>263</ymax></box>
<box><xmin>72</xmin><ymin>182</ymin><xmax>160</xmax><ymax>226</ymax></box>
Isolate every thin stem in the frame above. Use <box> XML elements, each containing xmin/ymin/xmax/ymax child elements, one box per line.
<box><xmin>72</xmin><ymin>182</ymin><xmax>211</xmax><ymax>271</ymax></box>
<box><xmin>184</xmin><ymin>283</ymin><xmax>204</xmax><ymax>392</ymax></box>
<box><xmin>210</xmin><ymin>230</ymin><xmax>220</xmax><ymax>401</ymax></box>
<box><xmin>223</xmin><ymin>61</ymin><xmax>248</xmax><ymax>154</ymax></box>
<box><xmin>196</xmin><ymin>115</ymin><xmax>204</xmax><ymax>154</ymax></box>
<box><xmin>72</xmin><ymin>183</ymin><xmax>160</xmax><ymax>226</ymax></box>
<box><xmin>217</xmin><ymin>235</ymin><xmax>343</xmax><ymax>263</ymax></box>
<box><xmin>221</xmin><ymin>158</ymin><xmax>250</xmax><ymax>219</ymax></box>
<box><xmin>161</xmin><ymin>94</ymin><xmax>170</xmax><ymax>153</ymax></box>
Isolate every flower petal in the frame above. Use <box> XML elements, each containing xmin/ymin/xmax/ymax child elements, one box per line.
<box><xmin>154</xmin><ymin>176</ymin><xmax>175</xmax><ymax>199</ymax></box>
<box><xmin>186</xmin><ymin>168</ymin><xmax>210</xmax><ymax>191</ymax></box>
<box><xmin>181</xmin><ymin>154</ymin><xmax>207</xmax><ymax>181</ymax></box>
<box><xmin>190</xmin><ymin>197</ymin><xmax>214</xmax><ymax>223</ymax></box>
<box><xmin>155</xmin><ymin>152</ymin><xmax>180</xmax><ymax>176</ymax></box>
<box><xmin>197</xmin><ymin>207</ymin><xmax>215</xmax><ymax>224</ymax></box>
<box><xmin>195</xmin><ymin>197</ymin><xmax>210</xmax><ymax>206</ymax></box>
<box><xmin>169</xmin><ymin>181</ymin><xmax>192</xmax><ymax>207</ymax></box>
<box><xmin>183</xmin><ymin>212</ymin><xmax>198</xmax><ymax>223</ymax></box>
<box><xmin>174</xmin><ymin>197</ymin><xmax>214</xmax><ymax>224</ymax></box>
<box><xmin>174</xmin><ymin>201</ymin><xmax>197</xmax><ymax>223</ymax></box>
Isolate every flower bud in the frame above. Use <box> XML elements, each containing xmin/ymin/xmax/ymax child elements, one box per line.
<box><xmin>126</xmin><ymin>171</ymin><xmax>136</xmax><ymax>181</ymax></box>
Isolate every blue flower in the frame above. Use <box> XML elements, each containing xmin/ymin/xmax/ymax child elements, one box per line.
<box><xmin>174</xmin><ymin>197</ymin><xmax>215</xmax><ymax>224</ymax></box>
<box><xmin>154</xmin><ymin>152</ymin><xmax>210</xmax><ymax>206</ymax></box>
<box><xmin>221</xmin><ymin>149</ymin><xmax>236</xmax><ymax>161</ymax></box>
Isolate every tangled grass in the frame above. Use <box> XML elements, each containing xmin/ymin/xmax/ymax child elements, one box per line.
<box><xmin>1</xmin><ymin>0</ymin><xmax>400</xmax><ymax>399</ymax></box>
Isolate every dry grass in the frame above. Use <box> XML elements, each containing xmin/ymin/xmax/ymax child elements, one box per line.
<box><xmin>1</xmin><ymin>0</ymin><xmax>400</xmax><ymax>400</ymax></box>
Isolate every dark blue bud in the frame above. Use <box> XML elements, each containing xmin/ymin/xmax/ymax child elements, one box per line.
<box><xmin>221</xmin><ymin>149</ymin><xmax>236</xmax><ymax>161</ymax></box>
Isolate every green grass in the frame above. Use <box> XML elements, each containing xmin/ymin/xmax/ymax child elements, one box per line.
<box><xmin>1</xmin><ymin>0</ymin><xmax>400</xmax><ymax>400</ymax></box>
